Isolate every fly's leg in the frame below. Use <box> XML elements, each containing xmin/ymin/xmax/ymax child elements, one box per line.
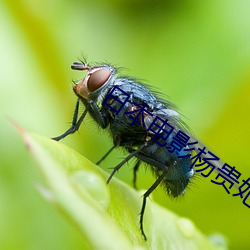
<box><xmin>140</xmin><ymin>173</ymin><xmax>166</xmax><ymax>240</ymax></box>
<box><xmin>107</xmin><ymin>143</ymin><xmax>146</xmax><ymax>184</ymax></box>
<box><xmin>52</xmin><ymin>99</ymin><xmax>88</xmax><ymax>141</ymax></box>
<box><xmin>52</xmin><ymin>99</ymin><xmax>108</xmax><ymax>141</ymax></box>
<box><xmin>125</xmin><ymin>148</ymin><xmax>141</xmax><ymax>189</ymax></box>
<box><xmin>98</xmin><ymin>147</ymin><xmax>141</xmax><ymax>188</ymax></box>
<box><xmin>133</xmin><ymin>160</ymin><xmax>141</xmax><ymax>189</ymax></box>
<box><xmin>96</xmin><ymin>145</ymin><xmax>116</xmax><ymax>165</ymax></box>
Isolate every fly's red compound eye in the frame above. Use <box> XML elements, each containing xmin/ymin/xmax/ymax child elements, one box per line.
<box><xmin>87</xmin><ymin>68</ymin><xmax>111</xmax><ymax>92</ymax></box>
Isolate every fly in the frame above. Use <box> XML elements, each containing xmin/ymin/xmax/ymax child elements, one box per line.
<box><xmin>52</xmin><ymin>60</ymin><xmax>235</xmax><ymax>240</ymax></box>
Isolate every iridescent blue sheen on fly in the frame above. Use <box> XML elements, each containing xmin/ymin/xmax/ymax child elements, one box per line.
<box><xmin>52</xmin><ymin>60</ymin><xmax>194</xmax><ymax>240</ymax></box>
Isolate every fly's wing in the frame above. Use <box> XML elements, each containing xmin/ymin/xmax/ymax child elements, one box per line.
<box><xmin>139</xmin><ymin>96</ymin><xmax>240</xmax><ymax>190</ymax></box>
<box><xmin>189</xmin><ymin>135</ymin><xmax>239</xmax><ymax>190</ymax></box>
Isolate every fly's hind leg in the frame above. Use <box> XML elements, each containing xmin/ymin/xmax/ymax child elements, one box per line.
<box><xmin>140</xmin><ymin>173</ymin><xmax>166</xmax><ymax>240</ymax></box>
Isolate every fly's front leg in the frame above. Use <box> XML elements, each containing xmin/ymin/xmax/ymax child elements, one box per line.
<box><xmin>52</xmin><ymin>99</ymin><xmax>88</xmax><ymax>141</ymax></box>
<box><xmin>52</xmin><ymin>99</ymin><xmax>108</xmax><ymax>141</ymax></box>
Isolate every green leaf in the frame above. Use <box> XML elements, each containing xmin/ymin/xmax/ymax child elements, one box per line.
<box><xmin>19</xmin><ymin>128</ymin><xmax>227</xmax><ymax>250</ymax></box>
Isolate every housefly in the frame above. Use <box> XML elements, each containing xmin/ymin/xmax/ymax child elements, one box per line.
<box><xmin>52</xmin><ymin>60</ymin><xmax>234</xmax><ymax>240</ymax></box>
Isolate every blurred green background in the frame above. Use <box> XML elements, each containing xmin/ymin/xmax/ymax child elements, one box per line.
<box><xmin>1</xmin><ymin>0</ymin><xmax>250</xmax><ymax>249</ymax></box>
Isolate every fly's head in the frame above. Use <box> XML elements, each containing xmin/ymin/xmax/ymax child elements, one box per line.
<box><xmin>72</xmin><ymin>61</ymin><xmax>116</xmax><ymax>102</ymax></box>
